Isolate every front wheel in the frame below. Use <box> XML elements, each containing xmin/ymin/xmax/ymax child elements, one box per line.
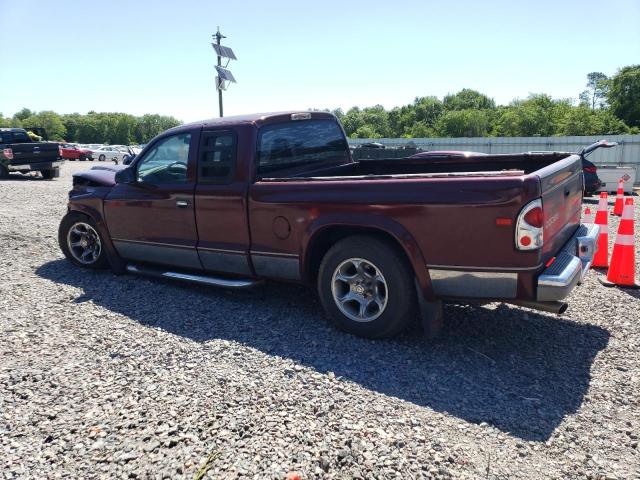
<box><xmin>58</xmin><ymin>213</ymin><xmax>109</xmax><ymax>269</ymax></box>
<box><xmin>98</xmin><ymin>154</ymin><xmax>105</xmax><ymax>162</ymax></box>
<box><xmin>0</xmin><ymin>164</ymin><xmax>8</xmax><ymax>179</ymax></box>
<box><xmin>41</xmin><ymin>170</ymin><xmax>55</xmax><ymax>180</ymax></box>
<box><xmin>317</xmin><ymin>235</ymin><xmax>417</xmax><ymax>339</ymax></box>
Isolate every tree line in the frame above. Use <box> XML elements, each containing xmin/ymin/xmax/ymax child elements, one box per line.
<box><xmin>0</xmin><ymin>110</ymin><xmax>182</xmax><ymax>144</ymax></box>
<box><xmin>2</xmin><ymin>65</ymin><xmax>638</xmax><ymax>142</ymax></box>
<box><xmin>329</xmin><ymin>65</ymin><xmax>640</xmax><ymax>138</ymax></box>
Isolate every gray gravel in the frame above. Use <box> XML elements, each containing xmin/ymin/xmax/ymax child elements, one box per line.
<box><xmin>1</xmin><ymin>163</ymin><xmax>639</xmax><ymax>479</ymax></box>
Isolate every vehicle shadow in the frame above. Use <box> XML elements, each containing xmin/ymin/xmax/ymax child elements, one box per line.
<box><xmin>36</xmin><ymin>260</ymin><xmax>610</xmax><ymax>442</ymax></box>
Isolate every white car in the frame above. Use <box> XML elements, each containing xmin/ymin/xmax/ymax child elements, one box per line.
<box><xmin>93</xmin><ymin>145</ymin><xmax>130</xmax><ymax>163</ymax></box>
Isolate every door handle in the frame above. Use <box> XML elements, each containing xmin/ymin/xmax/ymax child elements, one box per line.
<box><xmin>176</xmin><ymin>199</ymin><xmax>191</xmax><ymax>208</ymax></box>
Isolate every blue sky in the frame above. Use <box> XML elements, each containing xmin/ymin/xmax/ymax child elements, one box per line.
<box><xmin>1</xmin><ymin>0</ymin><xmax>639</xmax><ymax>122</ymax></box>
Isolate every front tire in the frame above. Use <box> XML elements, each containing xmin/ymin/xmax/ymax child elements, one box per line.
<box><xmin>41</xmin><ymin>170</ymin><xmax>55</xmax><ymax>180</ymax></box>
<box><xmin>0</xmin><ymin>164</ymin><xmax>8</xmax><ymax>179</ymax></box>
<box><xmin>59</xmin><ymin>213</ymin><xmax>109</xmax><ymax>269</ymax></box>
<box><xmin>318</xmin><ymin>235</ymin><xmax>417</xmax><ymax>339</ymax></box>
<box><xmin>98</xmin><ymin>154</ymin><xmax>105</xmax><ymax>161</ymax></box>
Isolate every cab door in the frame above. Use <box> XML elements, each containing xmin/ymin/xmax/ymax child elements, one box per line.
<box><xmin>194</xmin><ymin>128</ymin><xmax>252</xmax><ymax>276</ymax></box>
<box><xmin>104</xmin><ymin>130</ymin><xmax>202</xmax><ymax>270</ymax></box>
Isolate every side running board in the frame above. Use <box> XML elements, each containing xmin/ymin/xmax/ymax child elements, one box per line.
<box><xmin>126</xmin><ymin>264</ymin><xmax>262</xmax><ymax>289</ymax></box>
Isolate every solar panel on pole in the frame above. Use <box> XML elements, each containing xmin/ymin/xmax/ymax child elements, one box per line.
<box><xmin>221</xmin><ymin>45</ymin><xmax>237</xmax><ymax>60</ymax></box>
<box><xmin>211</xmin><ymin>43</ymin><xmax>237</xmax><ymax>60</ymax></box>
<box><xmin>215</xmin><ymin>65</ymin><xmax>236</xmax><ymax>83</ymax></box>
<box><xmin>212</xmin><ymin>27</ymin><xmax>236</xmax><ymax>117</ymax></box>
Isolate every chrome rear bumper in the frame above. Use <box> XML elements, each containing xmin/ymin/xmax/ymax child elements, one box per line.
<box><xmin>7</xmin><ymin>160</ymin><xmax>63</xmax><ymax>171</ymax></box>
<box><xmin>537</xmin><ymin>224</ymin><xmax>599</xmax><ymax>302</ymax></box>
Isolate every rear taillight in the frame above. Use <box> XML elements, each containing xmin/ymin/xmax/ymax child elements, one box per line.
<box><xmin>516</xmin><ymin>199</ymin><xmax>543</xmax><ymax>251</ymax></box>
<box><xmin>58</xmin><ymin>145</ymin><xmax>63</xmax><ymax>157</ymax></box>
<box><xmin>523</xmin><ymin>206</ymin><xmax>543</xmax><ymax>228</ymax></box>
<box><xmin>583</xmin><ymin>166</ymin><xmax>597</xmax><ymax>174</ymax></box>
<box><xmin>3</xmin><ymin>148</ymin><xmax>13</xmax><ymax>160</ymax></box>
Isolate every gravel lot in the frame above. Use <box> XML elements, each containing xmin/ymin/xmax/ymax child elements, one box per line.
<box><xmin>1</xmin><ymin>163</ymin><xmax>639</xmax><ymax>479</ymax></box>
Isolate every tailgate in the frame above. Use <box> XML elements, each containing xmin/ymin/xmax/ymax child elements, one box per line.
<box><xmin>536</xmin><ymin>154</ymin><xmax>583</xmax><ymax>261</ymax></box>
<box><xmin>9</xmin><ymin>143</ymin><xmax>60</xmax><ymax>165</ymax></box>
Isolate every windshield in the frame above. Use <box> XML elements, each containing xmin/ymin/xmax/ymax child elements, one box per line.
<box><xmin>257</xmin><ymin>119</ymin><xmax>349</xmax><ymax>174</ymax></box>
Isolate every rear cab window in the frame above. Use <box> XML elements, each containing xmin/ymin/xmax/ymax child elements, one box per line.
<box><xmin>257</xmin><ymin>119</ymin><xmax>349</xmax><ymax>175</ymax></box>
<box><xmin>198</xmin><ymin>130</ymin><xmax>236</xmax><ymax>184</ymax></box>
<box><xmin>0</xmin><ymin>131</ymin><xmax>31</xmax><ymax>144</ymax></box>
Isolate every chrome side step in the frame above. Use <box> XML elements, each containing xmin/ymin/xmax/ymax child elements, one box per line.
<box><xmin>126</xmin><ymin>264</ymin><xmax>262</xmax><ymax>289</ymax></box>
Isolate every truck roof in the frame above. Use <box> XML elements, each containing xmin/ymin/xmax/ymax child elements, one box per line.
<box><xmin>0</xmin><ymin>128</ymin><xmax>27</xmax><ymax>132</ymax></box>
<box><xmin>177</xmin><ymin>111</ymin><xmax>336</xmax><ymax>131</ymax></box>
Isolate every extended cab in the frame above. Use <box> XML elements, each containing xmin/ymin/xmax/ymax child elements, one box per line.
<box><xmin>0</xmin><ymin>128</ymin><xmax>63</xmax><ymax>179</ymax></box>
<box><xmin>58</xmin><ymin>112</ymin><xmax>601</xmax><ymax>338</ymax></box>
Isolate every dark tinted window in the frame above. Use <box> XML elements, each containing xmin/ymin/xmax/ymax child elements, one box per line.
<box><xmin>198</xmin><ymin>131</ymin><xmax>236</xmax><ymax>184</ymax></box>
<box><xmin>0</xmin><ymin>131</ymin><xmax>30</xmax><ymax>144</ymax></box>
<box><xmin>257</xmin><ymin>119</ymin><xmax>349</xmax><ymax>174</ymax></box>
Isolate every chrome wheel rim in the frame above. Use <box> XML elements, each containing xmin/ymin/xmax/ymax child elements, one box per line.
<box><xmin>67</xmin><ymin>222</ymin><xmax>101</xmax><ymax>264</ymax></box>
<box><xmin>331</xmin><ymin>258</ymin><xmax>388</xmax><ymax>323</ymax></box>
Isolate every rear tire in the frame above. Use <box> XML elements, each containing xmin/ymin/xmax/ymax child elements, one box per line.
<box><xmin>317</xmin><ymin>235</ymin><xmax>417</xmax><ymax>339</ymax></box>
<box><xmin>59</xmin><ymin>212</ymin><xmax>109</xmax><ymax>269</ymax></box>
<box><xmin>98</xmin><ymin>154</ymin><xmax>105</xmax><ymax>162</ymax></box>
<box><xmin>41</xmin><ymin>170</ymin><xmax>55</xmax><ymax>180</ymax></box>
<box><xmin>0</xmin><ymin>164</ymin><xmax>8</xmax><ymax>179</ymax></box>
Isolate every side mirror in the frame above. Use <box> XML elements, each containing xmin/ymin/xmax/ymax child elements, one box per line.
<box><xmin>123</xmin><ymin>154</ymin><xmax>136</xmax><ymax>165</ymax></box>
<box><xmin>115</xmin><ymin>167</ymin><xmax>136</xmax><ymax>184</ymax></box>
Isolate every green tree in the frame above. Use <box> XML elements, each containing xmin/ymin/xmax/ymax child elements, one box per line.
<box><xmin>133</xmin><ymin>114</ymin><xmax>181</xmax><ymax>143</ymax></box>
<box><xmin>21</xmin><ymin>111</ymin><xmax>66</xmax><ymax>140</ymax></box>
<box><xmin>435</xmin><ymin>109</ymin><xmax>490</xmax><ymax>137</ymax></box>
<box><xmin>13</xmin><ymin>108</ymin><xmax>33</xmax><ymax>122</ymax></box>
<box><xmin>443</xmin><ymin>89</ymin><xmax>495</xmax><ymax>111</ymax></box>
<box><xmin>607</xmin><ymin>65</ymin><xmax>640</xmax><ymax>127</ymax></box>
<box><xmin>579</xmin><ymin>72</ymin><xmax>609</xmax><ymax>109</ymax></box>
<box><xmin>354</xmin><ymin>125</ymin><xmax>380</xmax><ymax>138</ymax></box>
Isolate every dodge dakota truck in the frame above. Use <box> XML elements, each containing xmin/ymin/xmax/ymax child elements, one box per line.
<box><xmin>58</xmin><ymin>111</ymin><xmax>602</xmax><ymax>338</ymax></box>
<box><xmin>0</xmin><ymin>128</ymin><xmax>63</xmax><ymax>179</ymax></box>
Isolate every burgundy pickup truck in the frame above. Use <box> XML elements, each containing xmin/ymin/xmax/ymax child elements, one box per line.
<box><xmin>58</xmin><ymin>111</ymin><xmax>601</xmax><ymax>338</ymax></box>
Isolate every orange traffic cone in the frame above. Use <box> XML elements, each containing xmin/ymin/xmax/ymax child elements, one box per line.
<box><xmin>613</xmin><ymin>179</ymin><xmax>624</xmax><ymax>216</ymax></box>
<box><xmin>600</xmin><ymin>197</ymin><xmax>639</xmax><ymax>288</ymax></box>
<box><xmin>583</xmin><ymin>207</ymin><xmax>594</xmax><ymax>224</ymax></box>
<box><xmin>592</xmin><ymin>192</ymin><xmax>609</xmax><ymax>268</ymax></box>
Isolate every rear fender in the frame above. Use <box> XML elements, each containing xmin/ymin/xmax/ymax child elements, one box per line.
<box><xmin>302</xmin><ymin>214</ymin><xmax>435</xmax><ymax>300</ymax></box>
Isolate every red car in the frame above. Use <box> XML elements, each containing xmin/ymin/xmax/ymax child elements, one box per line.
<box><xmin>60</xmin><ymin>144</ymin><xmax>93</xmax><ymax>161</ymax></box>
<box><xmin>59</xmin><ymin>111</ymin><xmax>603</xmax><ymax>339</ymax></box>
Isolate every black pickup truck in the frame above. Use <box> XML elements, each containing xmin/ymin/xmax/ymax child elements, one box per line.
<box><xmin>0</xmin><ymin>128</ymin><xmax>63</xmax><ymax>179</ymax></box>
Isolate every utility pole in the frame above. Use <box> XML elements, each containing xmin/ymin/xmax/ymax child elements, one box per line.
<box><xmin>215</xmin><ymin>27</ymin><xmax>224</xmax><ymax>117</ymax></box>
<box><xmin>212</xmin><ymin>27</ymin><xmax>237</xmax><ymax>118</ymax></box>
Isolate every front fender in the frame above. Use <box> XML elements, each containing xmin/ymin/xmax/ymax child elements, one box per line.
<box><xmin>67</xmin><ymin>197</ymin><xmax>126</xmax><ymax>274</ymax></box>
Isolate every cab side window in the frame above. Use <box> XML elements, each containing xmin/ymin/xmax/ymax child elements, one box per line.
<box><xmin>136</xmin><ymin>133</ymin><xmax>191</xmax><ymax>184</ymax></box>
<box><xmin>198</xmin><ymin>131</ymin><xmax>236</xmax><ymax>184</ymax></box>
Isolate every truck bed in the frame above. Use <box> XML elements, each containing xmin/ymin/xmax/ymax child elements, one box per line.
<box><xmin>252</xmin><ymin>150</ymin><xmax>584</xmax><ymax>293</ymax></box>
<box><xmin>261</xmin><ymin>152</ymin><xmax>573</xmax><ymax>181</ymax></box>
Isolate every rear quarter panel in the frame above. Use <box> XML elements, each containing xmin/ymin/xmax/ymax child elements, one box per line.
<box><xmin>248</xmin><ymin>175</ymin><xmax>543</xmax><ymax>293</ymax></box>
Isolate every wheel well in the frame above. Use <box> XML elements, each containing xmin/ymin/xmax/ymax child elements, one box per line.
<box><xmin>304</xmin><ymin>226</ymin><xmax>415</xmax><ymax>284</ymax></box>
